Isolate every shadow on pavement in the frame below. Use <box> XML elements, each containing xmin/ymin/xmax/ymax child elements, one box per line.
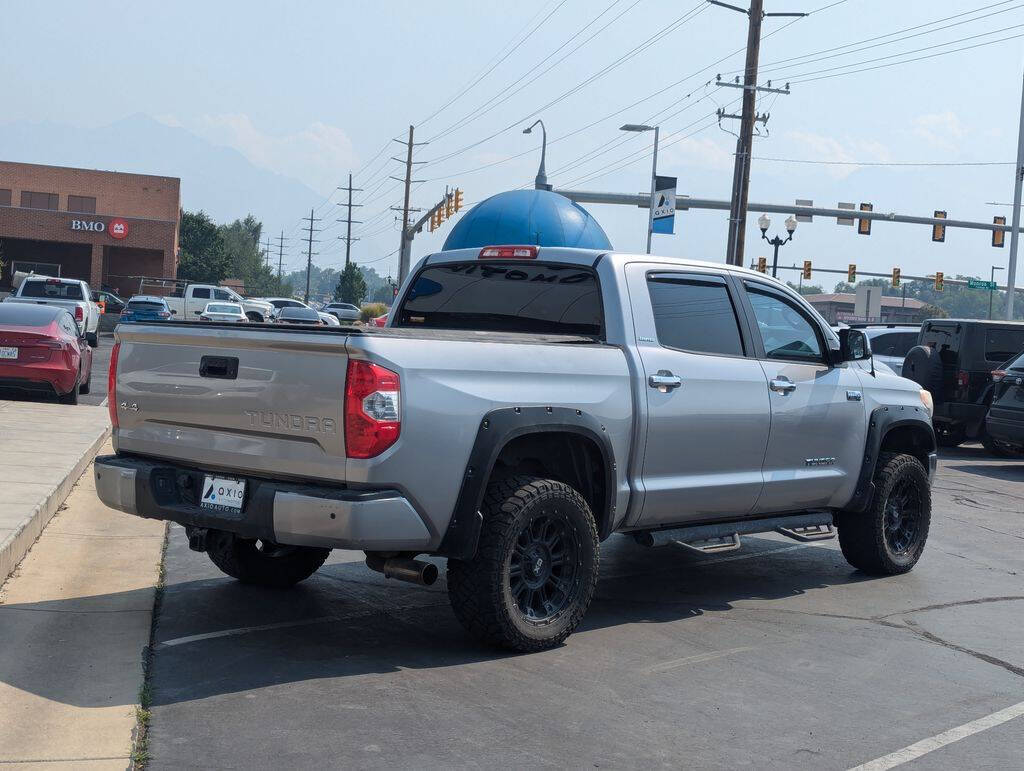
<box><xmin>0</xmin><ymin>535</ymin><xmax>869</xmax><ymax>709</ymax></box>
<box><xmin>943</xmin><ymin>463</ymin><xmax>1024</xmax><ymax>482</ymax></box>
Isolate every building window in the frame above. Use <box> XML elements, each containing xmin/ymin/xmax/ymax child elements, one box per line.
<box><xmin>0</xmin><ymin>189</ymin><xmax>11</xmax><ymax>207</ymax></box>
<box><xmin>20</xmin><ymin>191</ymin><xmax>59</xmax><ymax>210</ymax></box>
<box><xmin>67</xmin><ymin>195</ymin><xmax>96</xmax><ymax>214</ymax></box>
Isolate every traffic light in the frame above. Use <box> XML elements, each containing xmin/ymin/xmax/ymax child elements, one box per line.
<box><xmin>445</xmin><ymin>193</ymin><xmax>453</xmax><ymax>219</ymax></box>
<box><xmin>892</xmin><ymin>267</ymin><xmax>901</xmax><ymax>288</ymax></box>
<box><xmin>453</xmin><ymin>188</ymin><xmax>464</xmax><ymax>212</ymax></box>
<box><xmin>848</xmin><ymin>263</ymin><xmax>856</xmax><ymax>283</ymax></box>
<box><xmin>858</xmin><ymin>203</ymin><xmax>872</xmax><ymax>236</ymax></box>
<box><xmin>428</xmin><ymin>212</ymin><xmax>436</xmax><ymax>233</ymax></box>
<box><xmin>431</xmin><ymin>207</ymin><xmax>443</xmax><ymax>231</ymax></box>
<box><xmin>993</xmin><ymin>216</ymin><xmax>1006</xmax><ymax>248</ymax></box>
<box><xmin>756</xmin><ymin>256</ymin><xmax>767</xmax><ymax>273</ymax></box>
<box><xmin>934</xmin><ymin>271</ymin><xmax>944</xmax><ymax>291</ymax></box>
<box><xmin>932</xmin><ymin>210</ymin><xmax>946</xmax><ymax>242</ymax></box>
<box><xmin>802</xmin><ymin>260</ymin><xmax>812</xmax><ymax>280</ymax></box>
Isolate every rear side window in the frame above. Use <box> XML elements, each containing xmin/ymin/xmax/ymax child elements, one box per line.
<box><xmin>20</xmin><ymin>280</ymin><xmax>84</xmax><ymax>300</ymax></box>
<box><xmin>985</xmin><ymin>328</ymin><xmax>1024</xmax><ymax>363</ymax></box>
<box><xmin>646</xmin><ymin>274</ymin><xmax>743</xmax><ymax>356</ymax></box>
<box><xmin>395</xmin><ymin>261</ymin><xmax>603</xmax><ymax>337</ymax></box>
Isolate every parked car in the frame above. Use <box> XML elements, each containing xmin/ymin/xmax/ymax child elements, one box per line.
<box><xmin>322</xmin><ymin>302</ymin><xmax>361</xmax><ymax>322</ymax></box>
<box><xmin>318</xmin><ymin>311</ymin><xmax>341</xmax><ymax>326</ymax></box>
<box><xmin>96</xmin><ymin>245</ymin><xmax>935</xmax><ymax>652</ymax></box>
<box><xmin>257</xmin><ymin>297</ymin><xmax>310</xmax><ymax>321</ymax></box>
<box><xmin>199</xmin><ymin>302</ymin><xmax>248</xmax><ymax>323</ymax></box>
<box><xmin>985</xmin><ymin>350</ymin><xmax>1024</xmax><ymax>454</ymax></box>
<box><xmin>120</xmin><ymin>296</ymin><xmax>172</xmax><ymax>323</ymax></box>
<box><xmin>276</xmin><ymin>306</ymin><xmax>324</xmax><ymax>325</ymax></box>
<box><xmin>0</xmin><ymin>303</ymin><xmax>93</xmax><ymax>404</ymax></box>
<box><xmin>851</xmin><ymin>325</ymin><xmax>919</xmax><ymax>376</ymax></box>
<box><xmin>92</xmin><ymin>289</ymin><xmax>126</xmax><ymax>315</ymax></box>
<box><xmin>165</xmin><ymin>284</ymin><xmax>272</xmax><ymax>322</ymax></box>
<box><xmin>904</xmin><ymin>318</ymin><xmax>1024</xmax><ymax>451</ymax></box>
<box><xmin>372</xmin><ymin>313</ymin><xmax>388</xmax><ymax>327</ymax></box>
<box><xmin>5</xmin><ymin>276</ymin><xmax>100</xmax><ymax>347</ymax></box>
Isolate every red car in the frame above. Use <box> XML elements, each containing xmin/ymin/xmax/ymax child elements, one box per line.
<box><xmin>0</xmin><ymin>303</ymin><xmax>93</xmax><ymax>404</ymax></box>
<box><xmin>372</xmin><ymin>313</ymin><xmax>388</xmax><ymax>327</ymax></box>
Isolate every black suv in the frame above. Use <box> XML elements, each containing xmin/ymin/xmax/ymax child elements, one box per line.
<box><xmin>908</xmin><ymin>319</ymin><xmax>1024</xmax><ymax>452</ymax></box>
<box><xmin>986</xmin><ymin>350</ymin><xmax>1024</xmax><ymax>453</ymax></box>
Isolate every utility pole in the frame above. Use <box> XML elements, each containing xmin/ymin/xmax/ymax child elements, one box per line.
<box><xmin>261</xmin><ymin>237</ymin><xmax>272</xmax><ymax>269</ymax></box>
<box><xmin>390</xmin><ymin>126</ymin><xmax>427</xmax><ymax>283</ymax></box>
<box><xmin>338</xmin><ymin>173</ymin><xmax>363</xmax><ymax>268</ymax></box>
<box><xmin>301</xmin><ymin>209</ymin><xmax>321</xmax><ymax>303</ymax></box>
<box><xmin>1006</xmin><ymin>68</ymin><xmax>1024</xmax><ymax>319</ymax></box>
<box><xmin>275</xmin><ymin>231</ymin><xmax>286</xmax><ymax>287</ymax></box>
<box><xmin>711</xmin><ymin>0</ymin><xmax>804</xmax><ymax>266</ymax></box>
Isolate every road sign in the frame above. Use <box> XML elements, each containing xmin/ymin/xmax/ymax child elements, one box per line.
<box><xmin>652</xmin><ymin>176</ymin><xmax>676</xmax><ymax>234</ymax></box>
<box><xmin>967</xmin><ymin>278</ymin><xmax>998</xmax><ymax>290</ymax></box>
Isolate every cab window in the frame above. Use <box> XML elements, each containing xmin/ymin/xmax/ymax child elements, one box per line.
<box><xmin>192</xmin><ymin>287</ymin><xmax>210</xmax><ymax>299</ymax></box>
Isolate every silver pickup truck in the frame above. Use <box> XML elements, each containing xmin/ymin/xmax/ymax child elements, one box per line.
<box><xmin>95</xmin><ymin>246</ymin><xmax>937</xmax><ymax>651</ymax></box>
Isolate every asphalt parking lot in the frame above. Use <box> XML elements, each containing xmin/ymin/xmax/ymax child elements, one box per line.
<box><xmin>142</xmin><ymin>448</ymin><xmax>1024</xmax><ymax>769</ymax></box>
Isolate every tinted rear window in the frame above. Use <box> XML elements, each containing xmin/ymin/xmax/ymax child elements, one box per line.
<box><xmin>647</xmin><ymin>274</ymin><xmax>743</xmax><ymax>356</ymax></box>
<box><xmin>985</xmin><ymin>328</ymin><xmax>1024</xmax><ymax>363</ymax></box>
<box><xmin>127</xmin><ymin>301</ymin><xmax>165</xmax><ymax>311</ymax></box>
<box><xmin>0</xmin><ymin>304</ymin><xmax>58</xmax><ymax>326</ymax></box>
<box><xmin>207</xmin><ymin>304</ymin><xmax>239</xmax><ymax>314</ymax></box>
<box><xmin>395</xmin><ymin>261</ymin><xmax>603</xmax><ymax>337</ymax></box>
<box><xmin>20</xmin><ymin>280</ymin><xmax>84</xmax><ymax>300</ymax></box>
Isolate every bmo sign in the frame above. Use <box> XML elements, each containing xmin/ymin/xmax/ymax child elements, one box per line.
<box><xmin>70</xmin><ymin>217</ymin><xmax>130</xmax><ymax>240</ymax></box>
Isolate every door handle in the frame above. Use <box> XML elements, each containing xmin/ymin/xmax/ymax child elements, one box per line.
<box><xmin>769</xmin><ymin>377</ymin><xmax>797</xmax><ymax>394</ymax></box>
<box><xmin>649</xmin><ymin>370</ymin><xmax>682</xmax><ymax>392</ymax></box>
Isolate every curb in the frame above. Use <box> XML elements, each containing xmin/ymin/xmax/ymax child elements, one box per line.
<box><xmin>0</xmin><ymin>424</ymin><xmax>111</xmax><ymax>584</ymax></box>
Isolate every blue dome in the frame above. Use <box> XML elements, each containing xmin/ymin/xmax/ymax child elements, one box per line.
<box><xmin>442</xmin><ymin>189</ymin><xmax>612</xmax><ymax>251</ymax></box>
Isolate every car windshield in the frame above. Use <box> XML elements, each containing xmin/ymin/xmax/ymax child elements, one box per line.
<box><xmin>20</xmin><ymin>280</ymin><xmax>84</xmax><ymax>300</ymax></box>
<box><xmin>207</xmin><ymin>304</ymin><xmax>239</xmax><ymax>314</ymax></box>
<box><xmin>127</xmin><ymin>301</ymin><xmax>165</xmax><ymax>311</ymax></box>
<box><xmin>1006</xmin><ymin>351</ymin><xmax>1024</xmax><ymax>371</ymax></box>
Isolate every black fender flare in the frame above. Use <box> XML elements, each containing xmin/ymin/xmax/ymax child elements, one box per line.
<box><xmin>436</xmin><ymin>406</ymin><xmax>617</xmax><ymax>560</ymax></box>
<box><xmin>844</xmin><ymin>404</ymin><xmax>936</xmax><ymax>513</ymax></box>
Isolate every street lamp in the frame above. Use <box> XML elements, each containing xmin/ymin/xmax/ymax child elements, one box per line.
<box><xmin>758</xmin><ymin>213</ymin><xmax>798</xmax><ymax>278</ymax></box>
<box><xmin>989</xmin><ymin>265</ymin><xmax>1005</xmax><ymax>319</ymax></box>
<box><xmin>523</xmin><ymin>120</ymin><xmax>550</xmax><ymax>191</ymax></box>
<box><xmin>620</xmin><ymin>123</ymin><xmax>660</xmax><ymax>254</ymax></box>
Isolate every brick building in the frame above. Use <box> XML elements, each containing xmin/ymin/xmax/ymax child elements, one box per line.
<box><xmin>803</xmin><ymin>292</ymin><xmax>926</xmax><ymax>325</ymax></box>
<box><xmin>0</xmin><ymin>160</ymin><xmax>180</xmax><ymax>298</ymax></box>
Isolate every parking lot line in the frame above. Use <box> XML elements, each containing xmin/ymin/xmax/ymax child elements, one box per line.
<box><xmin>641</xmin><ymin>645</ymin><xmax>757</xmax><ymax>674</ymax></box>
<box><xmin>848</xmin><ymin>700</ymin><xmax>1024</xmax><ymax>770</ymax></box>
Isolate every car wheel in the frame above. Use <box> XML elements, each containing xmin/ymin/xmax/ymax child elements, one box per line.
<box><xmin>58</xmin><ymin>372</ymin><xmax>80</xmax><ymax>405</ymax></box>
<box><xmin>447</xmin><ymin>475</ymin><xmax>599</xmax><ymax>652</ymax></box>
<box><xmin>206</xmin><ymin>531</ymin><xmax>330</xmax><ymax>588</ymax></box>
<box><xmin>86</xmin><ymin>331</ymin><xmax>98</xmax><ymax>348</ymax></box>
<box><xmin>836</xmin><ymin>452</ymin><xmax>930</xmax><ymax>575</ymax></box>
<box><xmin>79</xmin><ymin>373</ymin><xmax>91</xmax><ymax>395</ymax></box>
<box><xmin>246</xmin><ymin>312</ymin><xmax>264</xmax><ymax>322</ymax></box>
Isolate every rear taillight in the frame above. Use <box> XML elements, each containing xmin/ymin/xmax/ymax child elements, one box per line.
<box><xmin>479</xmin><ymin>245</ymin><xmax>538</xmax><ymax>259</ymax></box>
<box><xmin>74</xmin><ymin>306</ymin><xmax>84</xmax><ymax>322</ymax></box>
<box><xmin>992</xmin><ymin>369</ymin><xmax>1007</xmax><ymax>383</ymax></box>
<box><xmin>344</xmin><ymin>360</ymin><xmax>400</xmax><ymax>459</ymax></box>
<box><xmin>956</xmin><ymin>370</ymin><xmax>970</xmax><ymax>389</ymax></box>
<box><xmin>158</xmin><ymin>311</ymin><xmax>171</xmax><ymax>319</ymax></box>
<box><xmin>108</xmin><ymin>341</ymin><xmax>120</xmax><ymax>428</ymax></box>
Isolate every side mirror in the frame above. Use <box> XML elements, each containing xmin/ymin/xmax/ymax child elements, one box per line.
<box><xmin>839</xmin><ymin>328</ymin><xmax>872</xmax><ymax>361</ymax></box>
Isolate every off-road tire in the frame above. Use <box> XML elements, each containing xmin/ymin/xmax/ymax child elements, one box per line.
<box><xmin>903</xmin><ymin>345</ymin><xmax>943</xmax><ymax>399</ymax></box>
<box><xmin>447</xmin><ymin>476</ymin><xmax>599</xmax><ymax>652</ymax></box>
<box><xmin>206</xmin><ymin>532</ymin><xmax>330</xmax><ymax>588</ymax></box>
<box><xmin>836</xmin><ymin>453</ymin><xmax>930</xmax><ymax>575</ymax></box>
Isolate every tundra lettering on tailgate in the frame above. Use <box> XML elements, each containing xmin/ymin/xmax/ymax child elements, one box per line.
<box><xmin>244</xmin><ymin>410</ymin><xmax>337</xmax><ymax>434</ymax></box>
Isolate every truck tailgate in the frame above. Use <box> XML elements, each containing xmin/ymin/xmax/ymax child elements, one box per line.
<box><xmin>113</xmin><ymin>323</ymin><xmax>350</xmax><ymax>482</ymax></box>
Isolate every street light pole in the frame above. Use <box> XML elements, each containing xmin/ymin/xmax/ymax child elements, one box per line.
<box><xmin>757</xmin><ymin>213</ymin><xmax>797</xmax><ymax>277</ymax></box>
<box><xmin>523</xmin><ymin>120</ymin><xmax>549</xmax><ymax>190</ymax></box>
<box><xmin>1006</xmin><ymin>68</ymin><xmax>1024</xmax><ymax>319</ymax></box>
<box><xmin>990</xmin><ymin>265</ymin><xmax>1005</xmax><ymax>319</ymax></box>
<box><xmin>620</xmin><ymin>124</ymin><xmax>659</xmax><ymax>253</ymax></box>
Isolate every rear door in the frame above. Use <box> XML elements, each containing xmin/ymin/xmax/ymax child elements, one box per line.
<box><xmin>626</xmin><ymin>264</ymin><xmax>770</xmax><ymax>526</ymax></box>
<box><xmin>739</xmin><ymin>279</ymin><xmax>866</xmax><ymax>513</ymax></box>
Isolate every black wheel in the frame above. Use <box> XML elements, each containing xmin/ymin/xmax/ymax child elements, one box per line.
<box><xmin>934</xmin><ymin>423</ymin><xmax>965</xmax><ymax>447</ymax></box>
<box><xmin>58</xmin><ymin>371</ymin><xmax>80</xmax><ymax>404</ymax></box>
<box><xmin>86</xmin><ymin>331</ymin><xmax>98</xmax><ymax>348</ymax></box>
<box><xmin>447</xmin><ymin>476</ymin><xmax>599</xmax><ymax>652</ymax></box>
<box><xmin>246</xmin><ymin>312</ymin><xmax>264</xmax><ymax>322</ymax></box>
<box><xmin>903</xmin><ymin>345</ymin><xmax>943</xmax><ymax>399</ymax></box>
<box><xmin>206</xmin><ymin>531</ymin><xmax>330</xmax><ymax>588</ymax></box>
<box><xmin>79</xmin><ymin>373</ymin><xmax>91</xmax><ymax>394</ymax></box>
<box><xmin>836</xmin><ymin>453</ymin><xmax>930</xmax><ymax>575</ymax></box>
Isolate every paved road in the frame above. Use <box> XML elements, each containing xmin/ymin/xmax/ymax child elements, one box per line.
<box><xmin>146</xmin><ymin>451</ymin><xmax>1023</xmax><ymax>769</ymax></box>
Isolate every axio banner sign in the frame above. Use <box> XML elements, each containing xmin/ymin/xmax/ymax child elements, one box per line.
<box><xmin>651</xmin><ymin>175</ymin><xmax>676</xmax><ymax>235</ymax></box>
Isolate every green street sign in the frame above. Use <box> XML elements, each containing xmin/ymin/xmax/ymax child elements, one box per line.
<box><xmin>967</xmin><ymin>279</ymin><xmax>998</xmax><ymax>290</ymax></box>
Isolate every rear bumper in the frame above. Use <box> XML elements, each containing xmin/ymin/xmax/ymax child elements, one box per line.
<box><xmin>94</xmin><ymin>454</ymin><xmax>433</xmax><ymax>552</ymax></box>
<box><xmin>0</xmin><ymin>362</ymin><xmax>76</xmax><ymax>395</ymax></box>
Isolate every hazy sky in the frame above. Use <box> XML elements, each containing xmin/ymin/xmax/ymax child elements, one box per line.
<box><xmin>4</xmin><ymin>0</ymin><xmax>1024</xmax><ymax>286</ymax></box>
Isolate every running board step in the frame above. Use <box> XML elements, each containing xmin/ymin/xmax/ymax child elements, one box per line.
<box><xmin>671</xmin><ymin>533</ymin><xmax>741</xmax><ymax>555</ymax></box>
<box><xmin>775</xmin><ymin>524</ymin><xmax>836</xmax><ymax>542</ymax></box>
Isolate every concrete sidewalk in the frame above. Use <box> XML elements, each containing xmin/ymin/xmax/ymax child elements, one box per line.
<box><xmin>0</xmin><ymin>399</ymin><xmax>111</xmax><ymax>582</ymax></box>
<box><xmin>0</xmin><ymin>442</ymin><xmax>165</xmax><ymax>768</ymax></box>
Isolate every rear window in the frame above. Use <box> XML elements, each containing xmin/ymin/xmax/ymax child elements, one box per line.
<box><xmin>19</xmin><ymin>280</ymin><xmax>84</xmax><ymax>300</ymax></box>
<box><xmin>920</xmin><ymin>323</ymin><xmax>959</xmax><ymax>351</ymax></box>
<box><xmin>1006</xmin><ymin>351</ymin><xmax>1024</xmax><ymax>371</ymax></box>
<box><xmin>127</xmin><ymin>300</ymin><xmax>165</xmax><ymax>311</ymax></box>
<box><xmin>0</xmin><ymin>304</ymin><xmax>57</xmax><ymax>326</ymax></box>
<box><xmin>985</xmin><ymin>328</ymin><xmax>1024</xmax><ymax>363</ymax></box>
<box><xmin>395</xmin><ymin>261</ymin><xmax>603</xmax><ymax>337</ymax></box>
<box><xmin>207</xmin><ymin>304</ymin><xmax>239</xmax><ymax>314</ymax></box>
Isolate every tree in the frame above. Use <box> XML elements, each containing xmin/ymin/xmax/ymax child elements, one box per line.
<box><xmin>177</xmin><ymin>210</ymin><xmax>229</xmax><ymax>284</ymax></box>
<box><xmin>786</xmin><ymin>281</ymin><xmax>824</xmax><ymax>296</ymax></box>
<box><xmin>335</xmin><ymin>262</ymin><xmax>367</xmax><ymax>305</ymax></box>
<box><xmin>916</xmin><ymin>303</ymin><xmax>949</xmax><ymax>322</ymax></box>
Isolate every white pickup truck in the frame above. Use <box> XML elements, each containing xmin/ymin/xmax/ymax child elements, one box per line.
<box><xmin>164</xmin><ymin>284</ymin><xmax>273</xmax><ymax>323</ymax></box>
<box><xmin>5</xmin><ymin>275</ymin><xmax>100</xmax><ymax>347</ymax></box>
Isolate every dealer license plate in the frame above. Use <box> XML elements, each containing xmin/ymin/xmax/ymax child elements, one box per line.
<box><xmin>0</xmin><ymin>347</ymin><xmax>18</xmax><ymax>360</ymax></box>
<box><xmin>200</xmin><ymin>475</ymin><xmax>246</xmax><ymax>512</ymax></box>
